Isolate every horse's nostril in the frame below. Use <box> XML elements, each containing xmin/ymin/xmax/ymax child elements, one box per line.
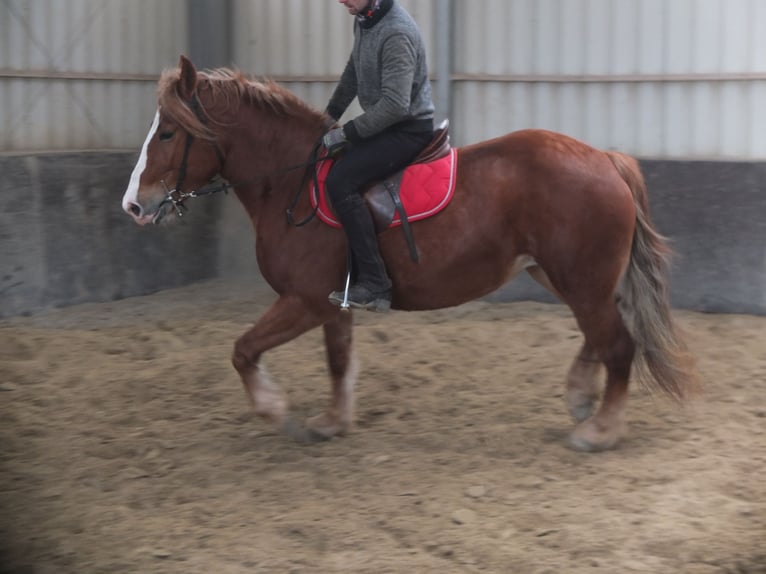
<box><xmin>128</xmin><ymin>203</ymin><xmax>142</xmax><ymax>217</ymax></box>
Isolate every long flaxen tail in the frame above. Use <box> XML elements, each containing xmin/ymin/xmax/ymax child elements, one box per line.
<box><xmin>606</xmin><ymin>151</ymin><xmax>699</xmax><ymax>401</ymax></box>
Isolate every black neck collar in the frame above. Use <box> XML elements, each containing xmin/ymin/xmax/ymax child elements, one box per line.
<box><xmin>358</xmin><ymin>0</ymin><xmax>394</xmax><ymax>29</ymax></box>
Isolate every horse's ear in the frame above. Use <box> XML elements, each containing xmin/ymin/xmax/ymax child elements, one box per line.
<box><xmin>178</xmin><ymin>55</ymin><xmax>198</xmax><ymax>99</ymax></box>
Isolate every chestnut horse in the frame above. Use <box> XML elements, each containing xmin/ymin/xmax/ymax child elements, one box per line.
<box><xmin>122</xmin><ymin>56</ymin><xmax>697</xmax><ymax>451</ymax></box>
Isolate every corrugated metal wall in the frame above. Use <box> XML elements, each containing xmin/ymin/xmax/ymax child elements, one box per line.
<box><xmin>452</xmin><ymin>0</ymin><xmax>766</xmax><ymax>159</ymax></box>
<box><xmin>0</xmin><ymin>0</ymin><xmax>187</xmax><ymax>151</ymax></box>
<box><xmin>230</xmin><ymin>0</ymin><xmax>437</xmax><ymax>121</ymax></box>
<box><xmin>3</xmin><ymin>0</ymin><xmax>766</xmax><ymax>159</ymax></box>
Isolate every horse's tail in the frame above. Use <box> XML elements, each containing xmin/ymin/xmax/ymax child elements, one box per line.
<box><xmin>606</xmin><ymin>151</ymin><xmax>699</xmax><ymax>401</ymax></box>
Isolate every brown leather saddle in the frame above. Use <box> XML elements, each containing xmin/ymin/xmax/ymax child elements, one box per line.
<box><xmin>363</xmin><ymin>120</ymin><xmax>451</xmax><ymax>233</ymax></box>
<box><xmin>359</xmin><ymin>120</ymin><xmax>451</xmax><ymax>262</ymax></box>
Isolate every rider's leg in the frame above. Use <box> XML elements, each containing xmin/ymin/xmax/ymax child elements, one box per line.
<box><xmin>325</xmin><ymin>127</ymin><xmax>432</xmax><ymax>310</ymax></box>
<box><xmin>329</xmin><ymin>193</ymin><xmax>392</xmax><ymax>311</ymax></box>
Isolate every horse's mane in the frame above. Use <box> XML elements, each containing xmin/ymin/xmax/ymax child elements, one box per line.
<box><xmin>157</xmin><ymin>66</ymin><xmax>323</xmax><ymax>141</ymax></box>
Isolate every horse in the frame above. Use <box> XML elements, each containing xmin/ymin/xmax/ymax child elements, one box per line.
<box><xmin>121</xmin><ymin>55</ymin><xmax>698</xmax><ymax>452</ymax></box>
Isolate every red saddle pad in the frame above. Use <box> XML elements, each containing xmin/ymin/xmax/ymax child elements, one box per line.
<box><xmin>311</xmin><ymin>148</ymin><xmax>458</xmax><ymax>229</ymax></box>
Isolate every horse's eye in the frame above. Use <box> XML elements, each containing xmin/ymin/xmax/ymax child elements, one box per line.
<box><xmin>158</xmin><ymin>131</ymin><xmax>175</xmax><ymax>142</ymax></box>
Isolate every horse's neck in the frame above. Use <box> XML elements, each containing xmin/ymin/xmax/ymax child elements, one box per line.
<box><xmin>223</xmin><ymin>110</ymin><xmax>320</xmax><ymax>228</ymax></box>
<box><xmin>228</xmin><ymin>104</ymin><xmax>318</xmax><ymax>171</ymax></box>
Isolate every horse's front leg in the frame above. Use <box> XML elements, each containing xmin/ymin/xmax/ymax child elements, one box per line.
<box><xmin>231</xmin><ymin>294</ymin><xmax>327</xmax><ymax>440</ymax></box>
<box><xmin>306</xmin><ymin>310</ymin><xmax>357</xmax><ymax>439</ymax></box>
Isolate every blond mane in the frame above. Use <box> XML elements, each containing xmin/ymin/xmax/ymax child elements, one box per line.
<box><xmin>156</xmin><ymin>66</ymin><xmax>322</xmax><ymax>141</ymax></box>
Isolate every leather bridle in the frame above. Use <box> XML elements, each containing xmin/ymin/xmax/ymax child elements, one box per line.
<box><xmin>157</xmin><ymin>92</ymin><xmax>331</xmax><ymax>226</ymax></box>
<box><xmin>158</xmin><ymin>93</ymin><xmax>226</xmax><ymax>218</ymax></box>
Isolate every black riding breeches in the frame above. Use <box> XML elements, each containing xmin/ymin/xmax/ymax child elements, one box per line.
<box><xmin>325</xmin><ymin>126</ymin><xmax>433</xmax><ymax>214</ymax></box>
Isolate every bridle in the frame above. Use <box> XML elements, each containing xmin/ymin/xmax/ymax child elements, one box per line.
<box><xmin>157</xmin><ymin>93</ymin><xmax>226</xmax><ymax>218</ymax></box>
<box><xmin>157</xmin><ymin>92</ymin><xmax>329</xmax><ymax>226</ymax></box>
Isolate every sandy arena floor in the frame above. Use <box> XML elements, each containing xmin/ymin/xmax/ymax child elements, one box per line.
<box><xmin>1</xmin><ymin>279</ymin><xmax>764</xmax><ymax>573</ymax></box>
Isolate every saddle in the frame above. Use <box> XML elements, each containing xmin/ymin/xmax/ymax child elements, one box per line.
<box><xmin>313</xmin><ymin>120</ymin><xmax>455</xmax><ymax>263</ymax></box>
<box><xmin>364</xmin><ymin>120</ymin><xmax>452</xmax><ymax>233</ymax></box>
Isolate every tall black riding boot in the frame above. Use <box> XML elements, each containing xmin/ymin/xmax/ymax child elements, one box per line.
<box><xmin>328</xmin><ymin>196</ymin><xmax>392</xmax><ymax>312</ymax></box>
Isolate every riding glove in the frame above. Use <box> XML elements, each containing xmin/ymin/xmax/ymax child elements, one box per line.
<box><xmin>323</xmin><ymin>127</ymin><xmax>347</xmax><ymax>156</ymax></box>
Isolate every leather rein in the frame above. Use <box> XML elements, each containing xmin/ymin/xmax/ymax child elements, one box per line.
<box><xmin>159</xmin><ymin>93</ymin><xmax>327</xmax><ymax>227</ymax></box>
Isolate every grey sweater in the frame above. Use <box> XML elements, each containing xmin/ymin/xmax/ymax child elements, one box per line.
<box><xmin>326</xmin><ymin>0</ymin><xmax>435</xmax><ymax>142</ymax></box>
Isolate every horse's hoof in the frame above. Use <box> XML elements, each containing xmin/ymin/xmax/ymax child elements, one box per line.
<box><xmin>567</xmin><ymin>420</ymin><xmax>622</xmax><ymax>452</ymax></box>
<box><xmin>282</xmin><ymin>418</ymin><xmax>331</xmax><ymax>444</ymax></box>
<box><xmin>306</xmin><ymin>413</ymin><xmax>349</xmax><ymax>439</ymax></box>
<box><xmin>568</xmin><ymin>434</ymin><xmax>606</xmax><ymax>452</ymax></box>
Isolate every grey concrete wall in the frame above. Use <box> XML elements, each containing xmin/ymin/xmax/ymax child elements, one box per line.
<box><xmin>0</xmin><ymin>152</ymin><xmax>224</xmax><ymax>318</ymax></box>
<box><xmin>1</xmin><ymin>152</ymin><xmax>764</xmax><ymax>318</ymax></box>
<box><xmin>645</xmin><ymin>160</ymin><xmax>766</xmax><ymax>315</ymax></box>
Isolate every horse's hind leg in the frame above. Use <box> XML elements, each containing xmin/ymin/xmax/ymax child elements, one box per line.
<box><xmin>526</xmin><ymin>266</ymin><xmax>603</xmax><ymax>422</ymax></box>
<box><xmin>565</xmin><ymin>342</ymin><xmax>603</xmax><ymax>422</ymax></box>
<box><xmin>231</xmin><ymin>295</ymin><xmax>326</xmax><ymax>439</ymax></box>
<box><xmin>568</xmin><ymin>302</ymin><xmax>635</xmax><ymax>452</ymax></box>
<box><xmin>306</xmin><ymin>311</ymin><xmax>357</xmax><ymax>439</ymax></box>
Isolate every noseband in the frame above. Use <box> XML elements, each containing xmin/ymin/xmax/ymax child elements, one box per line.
<box><xmin>159</xmin><ymin>93</ymin><xmax>226</xmax><ymax>217</ymax></box>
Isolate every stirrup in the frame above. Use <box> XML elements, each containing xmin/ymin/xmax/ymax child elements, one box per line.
<box><xmin>335</xmin><ymin>270</ymin><xmax>353</xmax><ymax>311</ymax></box>
<box><xmin>328</xmin><ymin>272</ymin><xmax>391</xmax><ymax>313</ymax></box>
<box><xmin>328</xmin><ymin>291</ymin><xmax>391</xmax><ymax>313</ymax></box>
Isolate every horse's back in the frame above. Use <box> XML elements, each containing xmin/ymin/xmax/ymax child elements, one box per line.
<box><xmin>461</xmin><ymin>128</ymin><xmax>617</xmax><ymax>174</ymax></box>
<box><xmin>455</xmin><ymin>128</ymin><xmax>634</xmax><ymax>216</ymax></box>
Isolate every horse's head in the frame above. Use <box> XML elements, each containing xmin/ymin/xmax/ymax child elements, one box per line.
<box><xmin>122</xmin><ymin>55</ymin><xmax>224</xmax><ymax>225</ymax></box>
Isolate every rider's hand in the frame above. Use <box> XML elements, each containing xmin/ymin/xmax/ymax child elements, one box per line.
<box><xmin>322</xmin><ymin>127</ymin><xmax>347</xmax><ymax>156</ymax></box>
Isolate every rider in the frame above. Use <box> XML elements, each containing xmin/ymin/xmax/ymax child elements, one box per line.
<box><xmin>323</xmin><ymin>0</ymin><xmax>435</xmax><ymax>312</ymax></box>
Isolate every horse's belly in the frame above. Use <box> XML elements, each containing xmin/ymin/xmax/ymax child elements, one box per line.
<box><xmin>392</xmin><ymin>253</ymin><xmax>536</xmax><ymax>311</ymax></box>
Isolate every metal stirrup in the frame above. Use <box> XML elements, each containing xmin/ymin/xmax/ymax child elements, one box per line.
<box><xmin>340</xmin><ymin>270</ymin><xmax>352</xmax><ymax>311</ymax></box>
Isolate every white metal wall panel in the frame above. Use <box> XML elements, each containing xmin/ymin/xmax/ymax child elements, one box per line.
<box><xmin>3</xmin><ymin>0</ymin><xmax>766</xmax><ymax>159</ymax></box>
<box><xmin>452</xmin><ymin>0</ymin><xmax>766</xmax><ymax>159</ymax></box>
<box><xmin>231</xmin><ymin>0</ymin><xmax>353</xmax><ymax>112</ymax></box>
<box><xmin>0</xmin><ymin>0</ymin><xmax>188</xmax><ymax>151</ymax></box>
<box><xmin>230</xmin><ymin>0</ymin><xmax>437</xmax><ymax>119</ymax></box>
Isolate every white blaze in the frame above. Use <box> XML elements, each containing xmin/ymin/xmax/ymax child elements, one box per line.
<box><xmin>122</xmin><ymin>110</ymin><xmax>160</xmax><ymax>213</ymax></box>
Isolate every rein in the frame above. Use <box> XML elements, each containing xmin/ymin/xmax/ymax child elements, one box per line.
<box><xmin>286</xmin><ymin>141</ymin><xmax>325</xmax><ymax>227</ymax></box>
<box><xmin>159</xmin><ymin>94</ymin><xmax>328</xmax><ymax>227</ymax></box>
